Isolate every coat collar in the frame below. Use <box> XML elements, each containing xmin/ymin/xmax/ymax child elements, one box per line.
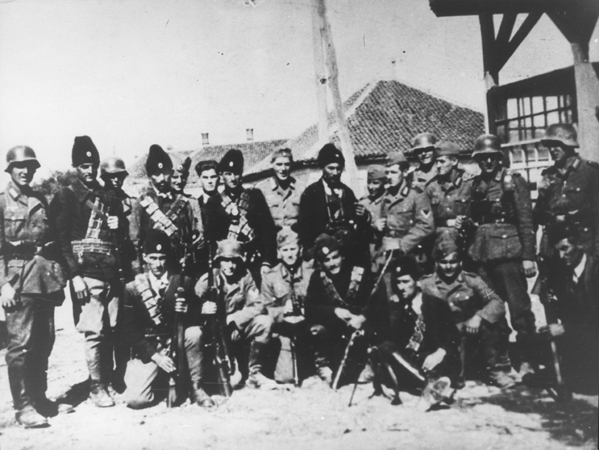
<box><xmin>270</xmin><ymin>176</ymin><xmax>296</xmax><ymax>192</ymax></box>
<box><xmin>70</xmin><ymin>178</ymin><xmax>101</xmax><ymax>203</ymax></box>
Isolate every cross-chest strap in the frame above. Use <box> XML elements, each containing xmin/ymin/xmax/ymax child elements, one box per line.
<box><xmin>135</xmin><ymin>275</ymin><xmax>163</xmax><ymax>326</ymax></box>
<box><xmin>84</xmin><ymin>197</ymin><xmax>108</xmax><ymax>240</ymax></box>
<box><xmin>222</xmin><ymin>191</ymin><xmax>256</xmax><ymax>242</ymax></box>
<box><xmin>139</xmin><ymin>195</ymin><xmax>184</xmax><ymax>237</ymax></box>
<box><xmin>319</xmin><ymin>266</ymin><xmax>364</xmax><ymax>311</ymax></box>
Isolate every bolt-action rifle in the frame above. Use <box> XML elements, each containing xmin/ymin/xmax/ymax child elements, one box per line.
<box><xmin>167</xmin><ymin>287</ymin><xmax>188</xmax><ymax>407</ymax></box>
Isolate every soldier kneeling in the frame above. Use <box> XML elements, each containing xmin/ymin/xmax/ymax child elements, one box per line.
<box><xmin>122</xmin><ymin>230</ymin><xmax>214</xmax><ymax>409</ymax></box>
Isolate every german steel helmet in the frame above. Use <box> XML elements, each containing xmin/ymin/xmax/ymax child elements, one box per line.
<box><xmin>100</xmin><ymin>157</ymin><xmax>128</xmax><ymax>176</ymax></box>
<box><xmin>5</xmin><ymin>146</ymin><xmax>41</xmax><ymax>173</ymax></box>
<box><xmin>411</xmin><ymin>133</ymin><xmax>438</xmax><ymax>153</ymax></box>
<box><xmin>542</xmin><ymin>123</ymin><xmax>579</xmax><ymax>148</ymax></box>
<box><xmin>214</xmin><ymin>239</ymin><xmax>245</xmax><ymax>262</ymax></box>
<box><xmin>472</xmin><ymin>134</ymin><xmax>503</xmax><ymax>157</ymax></box>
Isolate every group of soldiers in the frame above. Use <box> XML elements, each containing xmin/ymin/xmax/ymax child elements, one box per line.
<box><xmin>2</xmin><ymin>122</ymin><xmax>597</xmax><ymax>428</ymax></box>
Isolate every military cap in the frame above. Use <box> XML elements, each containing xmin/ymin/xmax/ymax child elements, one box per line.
<box><xmin>547</xmin><ymin>222</ymin><xmax>579</xmax><ymax>246</ymax></box>
<box><xmin>367</xmin><ymin>165</ymin><xmax>386</xmax><ymax>180</ymax></box>
<box><xmin>317</xmin><ymin>143</ymin><xmax>345</xmax><ymax>168</ymax></box>
<box><xmin>390</xmin><ymin>255</ymin><xmax>421</xmax><ymax>281</ymax></box>
<box><xmin>171</xmin><ymin>154</ymin><xmax>192</xmax><ymax>175</ymax></box>
<box><xmin>433</xmin><ymin>228</ymin><xmax>460</xmax><ymax>260</ymax></box>
<box><xmin>542</xmin><ymin>123</ymin><xmax>579</xmax><ymax>148</ymax></box>
<box><xmin>436</xmin><ymin>141</ymin><xmax>461</xmax><ymax>157</ymax></box>
<box><xmin>72</xmin><ymin>136</ymin><xmax>100</xmax><ymax>167</ymax></box>
<box><xmin>143</xmin><ymin>229</ymin><xmax>171</xmax><ymax>255</ymax></box>
<box><xmin>277</xmin><ymin>226</ymin><xmax>299</xmax><ymax>249</ymax></box>
<box><xmin>100</xmin><ymin>157</ymin><xmax>128</xmax><ymax>177</ymax></box>
<box><xmin>5</xmin><ymin>146</ymin><xmax>40</xmax><ymax>173</ymax></box>
<box><xmin>411</xmin><ymin>133</ymin><xmax>438</xmax><ymax>153</ymax></box>
<box><xmin>472</xmin><ymin>134</ymin><xmax>502</xmax><ymax>157</ymax></box>
<box><xmin>195</xmin><ymin>159</ymin><xmax>219</xmax><ymax>176</ymax></box>
<box><xmin>146</xmin><ymin>145</ymin><xmax>173</xmax><ymax>175</ymax></box>
<box><xmin>214</xmin><ymin>239</ymin><xmax>245</xmax><ymax>262</ymax></box>
<box><xmin>313</xmin><ymin>233</ymin><xmax>342</xmax><ymax>261</ymax></box>
<box><xmin>386</xmin><ymin>151</ymin><xmax>408</xmax><ymax>167</ymax></box>
<box><xmin>219</xmin><ymin>149</ymin><xmax>244</xmax><ymax>175</ymax></box>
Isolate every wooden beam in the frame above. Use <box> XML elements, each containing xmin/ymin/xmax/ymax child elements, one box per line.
<box><xmin>311</xmin><ymin>0</ymin><xmax>329</xmax><ymax>145</ymax></box>
<box><xmin>496</xmin><ymin>12</ymin><xmax>542</xmax><ymax>72</ymax></box>
<box><xmin>496</xmin><ymin>13</ymin><xmax>517</xmax><ymax>48</ymax></box>
<box><xmin>429</xmin><ymin>0</ymin><xmax>598</xmax><ymax>17</ymax></box>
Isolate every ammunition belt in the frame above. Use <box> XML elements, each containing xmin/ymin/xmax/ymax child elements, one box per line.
<box><xmin>71</xmin><ymin>239</ymin><xmax>115</xmax><ymax>256</ymax></box>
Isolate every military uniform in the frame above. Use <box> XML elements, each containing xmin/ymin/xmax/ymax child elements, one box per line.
<box><xmin>255</xmin><ymin>176</ymin><xmax>304</xmax><ymax>231</ymax></box>
<box><xmin>425</xmin><ymin>169</ymin><xmax>473</xmax><ymax>230</ymax></box>
<box><xmin>534</xmin><ymin>155</ymin><xmax>599</xmax><ymax>257</ymax></box>
<box><xmin>2</xmin><ymin>175</ymin><xmax>67</xmax><ymax>422</ymax></box>
<box><xmin>468</xmin><ymin>167</ymin><xmax>537</xmax><ymax>355</ymax></box>
<box><xmin>51</xmin><ymin>136</ymin><xmax>127</xmax><ymax>405</ymax></box>
<box><xmin>410</xmin><ymin>165</ymin><xmax>437</xmax><ymax>192</ymax></box>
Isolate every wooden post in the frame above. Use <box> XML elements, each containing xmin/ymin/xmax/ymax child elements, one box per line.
<box><xmin>311</xmin><ymin>0</ymin><xmax>328</xmax><ymax>145</ymax></box>
<box><xmin>313</xmin><ymin>0</ymin><xmax>362</xmax><ymax>196</ymax></box>
<box><xmin>479</xmin><ymin>13</ymin><xmax>499</xmax><ymax>135</ymax></box>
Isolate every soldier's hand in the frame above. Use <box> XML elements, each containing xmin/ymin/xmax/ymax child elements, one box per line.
<box><xmin>522</xmin><ymin>260</ymin><xmax>537</xmax><ymax>278</ymax></box>
<box><xmin>175</xmin><ymin>297</ymin><xmax>188</xmax><ymax>313</ymax></box>
<box><xmin>334</xmin><ymin>307</ymin><xmax>352</xmax><ymax>321</ymax></box>
<box><xmin>374</xmin><ymin>218</ymin><xmax>387</xmax><ymax>232</ymax></box>
<box><xmin>151</xmin><ymin>353</ymin><xmax>176</xmax><ymax>373</ymax></box>
<box><xmin>107</xmin><ymin>215</ymin><xmax>119</xmax><ymax>230</ymax></box>
<box><xmin>454</xmin><ymin>216</ymin><xmax>465</xmax><ymax>229</ymax></box>
<box><xmin>1</xmin><ymin>283</ymin><xmax>19</xmax><ymax>309</ymax></box>
<box><xmin>71</xmin><ymin>276</ymin><xmax>89</xmax><ymax>302</ymax></box>
<box><xmin>355</xmin><ymin>203</ymin><xmax>366</xmax><ymax>216</ymax></box>
<box><xmin>348</xmin><ymin>314</ymin><xmax>366</xmax><ymax>330</ymax></box>
<box><xmin>202</xmin><ymin>301</ymin><xmax>217</xmax><ymax>315</ymax></box>
<box><xmin>539</xmin><ymin>323</ymin><xmax>565</xmax><ymax>339</ymax></box>
<box><xmin>465</xmin><ymin>314</ymin><xmax>482</xmax><ymax>334</ymax></box>
<box><xmin>283</xmin><ymin>299</ymin><xmax>294</xmax><ymax>315</ymax></box>
<box><xmin>260</xmin><ymin>265</ymin><xmax>271</xmax><ymax>278</ymax></box>
<box><xmin>422</xmin><ymin>348</ymin><xmax>446</xmax><ymax>372</ymax></box>
<box><xmin>284</xmin><ymin>315</ymin><xmax>305</xmax><ymax>324</ymax></box>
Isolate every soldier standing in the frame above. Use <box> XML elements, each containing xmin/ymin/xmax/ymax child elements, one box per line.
<box><xmin>195</xmin><ymin>239</ymin><xmax>277</xmax><ymax>389</ymax></box>
<box><xmin>359</xmin><ymin>165</ymin><xmax>386</xmax><ymax>267</ymax></box>
<box><xmin>170</xmin><ymin>155</ymin><xmax>192</xmax><ymax>197</ymax></box>
<box><xmin>203</xmin><ymin>149</ymin><xmax>277</xmax><ymax>284</ymax></box>
<box><xmin>192</xmin><ymin>159</ymin><xmax>220</xmax><ymax>275</ymax></box>
<box><xmin>468</xmin><ymin>134</ymin><xmax>537</xmax><ymax>379</ymax></box>
<box><xmin>422</xmin><ymin>232</ymin><xmax>514</xmax><ymax>388</ymax></box>
<box><xmin>297</xmin><ymin>144</ymin><xmax>370</xmax><ymax>267</ymax></box>
<box><xmin>534</xmin><ymin>123</ymin><xmax>599</xmax><ymax>258</ymax></box>
<box><xmin>51</xmin><ymin>136</ymin><xmax>127</xmax><ymax>407</ymax></box>
<box><xmin>410</xmin><ymin>133</ymin><xmax>439</xmax><ymax>192</ymax></box>
<box><xmin>372</xmin><ymin>152</ymin><xmax>434</xmax><ymax>270</ymax></box>
<box><xmin>1</xmin><ymin>147</ymin><xmax>72</xmax><ymax>428</ymax></box>
<box><xmin>129</xmin><ymin>145</ymin><xmax>200</xmax><ymax>279</ymax></box>
<box><xmin>255</xmin><ymin>148</ymin><xmax>304</xmax><ymax>231</ymax></box>
<box><xmin>261</xmin><ymin>227</ymin><xmax>314</xmax><ymax>383</ymax></box>
<box><xmin>122</xmin><ymin>230</ymin><xmax>213</xmax><ymax>409</ymax></box>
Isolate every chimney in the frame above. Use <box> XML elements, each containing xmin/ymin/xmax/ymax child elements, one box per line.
<box><xmin>246</xmin><ymin>128</ymin><xmax>254</xmax><ymax>142</ymax></box>
<box><xmin>201</xmin><ymin>133</ymin><xmax>209</xmax><ymax>146</ymax></box>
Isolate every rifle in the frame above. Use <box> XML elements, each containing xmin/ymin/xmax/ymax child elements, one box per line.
<box><xmin>533</xmin><ymin>256</ymin><xmax>572</xmax><ymax>403</ymax></box>
<box><xmin>167</xmin><ymin>287</ymin><xmax>188</xmax><ymax>407</ymax></box>
<box><xmin>283</xmin><ymin>274</ymin><xmax>303</xmax><ymax>387</ymax></box>
<box><xmin>204</xmin><ymin>242</ymin><xmax>233</xmax><ymax>397</ymax></box>
<box><xmin>334</xmin><ymin>250</ymin><xmax>396</xmax><ymax>391</ymax></box>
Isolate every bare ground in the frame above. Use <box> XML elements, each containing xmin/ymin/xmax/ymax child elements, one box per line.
<box><xmin>0</xmin><ymin>303</ymin><xmax>597</xmax><ymax>450</ymax></box>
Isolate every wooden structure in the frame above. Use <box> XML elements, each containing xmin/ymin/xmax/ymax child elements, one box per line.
<box><xmin>430</xmin><ymin>0</ymin><xmax>599</xmax><ymax>161</ymax></box>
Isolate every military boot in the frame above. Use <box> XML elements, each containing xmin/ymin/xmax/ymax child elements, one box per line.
<box><xmin>247</xmin><ymin>342</ymin><xmax>278</xmax><ymax>389</ymax></box>
<box><xmin>316</xmin><ymin>366</ymin><xmax>333</xmax><ymax>386</ymax></box>
<box><xmin>16</xmin><ymin>405</ymin><xmax>49</xmax><ymax>429</ymax></box>
<box><xmin>192</xmin><ymin>385</ymin><xmax>216</xmax><ymax>408</ymax></box>
<box><xmin>488</xmin><ymin>370</ymin><xmax>516</xmax><ymax>389</ymax></box>
<box><xmin>89</xmin><ymin>380</ymin><xmax>115</xmax><ymax>407</ymax></box>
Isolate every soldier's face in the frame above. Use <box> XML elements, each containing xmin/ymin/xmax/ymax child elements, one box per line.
<box><xmin>436</xmin><ymin>156</ymin><xmax>457</xmax><ymax>177</ymax></box>
<box><xmin>103</xmin><ymin>173</ymin><xmax>126</xmax><ymax>190</ymax></box>
<box><xmin>322</xmin><ymin>249</ymin><xmax>343</xmax><ymax>275</ymax></box>
<box><xmin>199</xmin><ymin>169</ymin><xmax>219</xmax><ymax>193</ymax></box>
<box><xmin>546</xmin><ymin>144</ymin><xmax>569</xmax><ymax>165</ymax></box>
<box><xmin>273</xmin><ymin>157</ymin><xmax>292</xmax><ymax>181</ymax></box>
<box><xmin>437</xmin><ymin>252</ymin><xmax>462</xmax><ymax>280</ymax></box>
<box><xmin>322</xmin><ymin>163</ymin><xmax>342</xmax><ymax>186</ymax></box>
<box><xmin>171</xmin><ymin>172</ymin><xmax>188</xmax><ymax>193</ymax></box>
<box><xmin>417</xmin><ymin>149</ymin><xmax>435</xmax><ymax>165</ymax></box>
<box><xmin>76</xmin><ymin>163</ymin><xmax>98</xmax><ymax>185</ymax></box>
<box><xmin>555</xmin><ymin>238</ymin><xmax>584</xmax><ymax>267</ymax></box>
<box><xmin>475</xmin><ymin>154</ymin><xmax>501</xmax><ymax>175</ymax></box>
<box><xmin>10</xmin><ymin>162</ymin><xmax>37</xmax><ymax>187</ymax></box>
<box><xmin>143</xmin><ymin>253</ymin><xmax>167</xmax><ymax>278</ymax></box>
<box><xmin>150</xmin><ymin>170</ymin><xmax>172</xmax><ymax>192</ymax></box>
<box><xmin>223</xmin><ymin>171</ymin><xmax>242</xmax><ymax>190</ymax></box>
<box><xmin>367</xmin><ymin>178</ymin><xmax>384</xmax><ymax>197</ymax></box>
<box><xmin>385</xmin><ymin>164</ymin><xmax>404</xmax><ymax>187</ymax></box>
<box><xmin>394</xmin><ymin>274</ymin><xmax>417</xmax><ymax>301</ymax></box>
<box><xmin>278</xmin><ymin>242</ymin><xmax>300</xmax><ymax>266</ymax></box>
<box><xmin>219</xmin><ymin>258</ymin><xmax>238</xmax><ymax>277</ymax></box>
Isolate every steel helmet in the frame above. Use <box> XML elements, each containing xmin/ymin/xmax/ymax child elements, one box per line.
<box><xmin>5</xmin><ymin>146</ymin><xmax>41</xmax><ymax>173</ymax></box>
<box><xmin>411</xmin><ymin>133</ymin><xmax>438</xmax><ymax>153</ymax></box>
<box><xmin>541</xmin><ymin>123</ymin><xmax>579</xmax><ymax>148</ymax></box>
<box><xmin>100</xmin><ymin>157</ymin><xmax>128</xmax><ymax>177</ymax></box>
<box><xmin>214</xmin><ymin>239</ymin><xmax>245</xmax><ymax>263</ymax></box>
<box><xmin>472</xmin><ymin>134</ymin><xmax>503</xmax><ymax>157</ymax></box>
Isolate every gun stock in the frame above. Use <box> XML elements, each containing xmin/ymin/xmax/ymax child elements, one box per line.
<box><xmin>167</xmin><ymin>289</ymin><xmax>188</xmax><ymax>407</ymax></box>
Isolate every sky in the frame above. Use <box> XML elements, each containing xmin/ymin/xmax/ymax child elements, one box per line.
<box><xmin>0</xmin><ymin>0</ymin><xmax>597</xmax><ymax>180</ymax></box>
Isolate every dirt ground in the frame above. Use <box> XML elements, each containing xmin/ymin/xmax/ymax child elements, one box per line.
<box><xmin>0</xmin><ymin>302</ymin><xmax>597</xmax><ymax>450</ymax></box>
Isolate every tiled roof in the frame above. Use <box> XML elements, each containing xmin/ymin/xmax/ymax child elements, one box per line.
<box><xmin>246</xmin><ymin>79</ymin><xmax>485</xmax><ymax>178</ymax></box>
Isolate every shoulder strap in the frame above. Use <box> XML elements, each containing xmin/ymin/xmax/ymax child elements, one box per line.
<box><xmin>139</xmin><ymin>195</ymin><xmax>178</xmax><ymax>237</ymax></box>
<box><xmin>135</xmin><ymin>274</ymin><xmax>163</xmax><ymax>326</ymax></box>
<box><xmin>84</xmin><ymin>197</ymin><xmax>107</xmax><ymax>240</ymax></box>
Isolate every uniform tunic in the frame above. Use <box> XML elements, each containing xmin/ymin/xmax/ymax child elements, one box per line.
<box><xmin>425</xmin><ymin>170</ymin><xmax>473</xmax><ymax>228</ymax></box>
<box><xmin>261</xmin><ymin>261</ymin><xmax>313</xmax><ymax>324</ymax></box>
<box><xmin>255</xmin><ymin>176</ymin><xmax>303</xmax><ymax>231</ymax></box>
